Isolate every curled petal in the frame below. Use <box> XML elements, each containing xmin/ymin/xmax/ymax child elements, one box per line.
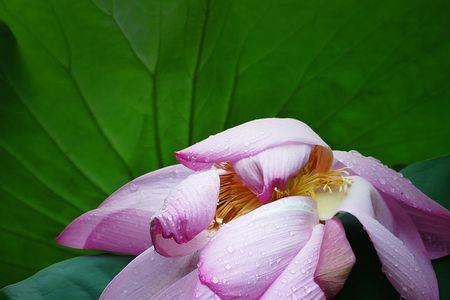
<box><xmin>199</xmin><ymin>196</ymin><xmax>319</xmax><ymax>299</ymax></box>
<box><xmin>56</xmin><ymin>165</ymin><xmax>193</xmax><ymax>254</ymax></box>
<box><xmin>155</xmin><ymin>269</ymin><xmax>220</xmax><ymax>300</ymax></box>
<box><xmin>233</xmin><ymin>144</ymin><xmax>311</xmax><ymax>203</ymax></box>
<box><xmin>339</xmin><ymin>176</ymin><xmax>438</xmax><ymax>300</ymax></box>
<box><xmin>100</xmin><ymin>247</ymin><xmax>198</xmax><ymax>300</ymax></box>
<box><xmin>152</xmin><ymin>230</ymin><xmax>213</xmax><ymax>257</ymax></box>
<box><xmin>176</xmin><ymin>118</ymin><xmax>331</xmax><ymax>171</ymax></box>
<box><xmin>334</xmin><ymin>150</ymin><xmax>450</xmax><ymax>259</ymax></box>
<box><xmin>314</xmin><ymin>218</ymin><xmax>355</xmax><ymax>298</ymax></box>
<box><xmin>261</xmin><ymin>224</ymin><xmax>326</xmax><ymax>300</ymax></box>
<box><xmin>150</xmin><ymin>170</ymin><xmax>220</xmax><ymax>256</ymax></box>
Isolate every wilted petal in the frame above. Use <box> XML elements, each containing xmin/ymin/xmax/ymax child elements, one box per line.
<box><xmin>176</xmin><ymin>118</ymin><xmax>331</xmax><ymax>171</ymax></box>
<box><xmin>339</xmin><ymin>176</ymin><xmax>438</xmax><ymax>300</ymax></box>
<box><xmin>261</xmin><ymin>224</ymin><xmax>326</xmax><ymax>300</ymax></box>
<box><xmin>56</xmin><ymin>165</ymin><xmax>193</xmax><ymax>255</ymax></box>
<box><xmin>233</xmin><ymin>144</ymin><xmax>311</xmax><ymax>203</ymax></box>
<box><xmin>334</xmin><ymin>150</ymin><xmax>450</xmax><ymax>259</ymax></box>
<box><xmin>314</xmin><ymin>218</ymin><xmax>355</xmax><ymax>298</ymax></box>
<box><xmin>100</xmin><ymin>247</ymin><xmax>197</xmax><ymax>300</ymax></box>
<box><xmin>199</xmin><ymin>196</ymin><xmax>319</xmax><ymax>299</ymax></box>
<box><xmin>155</xmin><ymin>269</ymin><xmax>220</xmax><ymax>300</ymax></box>
<box><xmin>151</xmin><ymin>170</ymin><xmax>220</xmax><ymax>256</ymax></box>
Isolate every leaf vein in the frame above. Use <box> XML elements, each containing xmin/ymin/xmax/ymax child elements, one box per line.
<box><xmin>188</xmin><ymin>0</ymin><xmax>210</xmax><ymax>145</ymax></box>
<box><xmin>0</xmin><ymin>74</ymin><xmax>109</xmax><ymax>196</ymax></box>
<box><xmin>315</xmin><ymin>26</ymin><xmax>421</xmax><ymax>130</ymax></box>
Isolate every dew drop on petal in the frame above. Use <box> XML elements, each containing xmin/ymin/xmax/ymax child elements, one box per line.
<box><xmin>129</xmin><ymin>183</ymin><xmax>139</xmax><ymax>192</ymax></box>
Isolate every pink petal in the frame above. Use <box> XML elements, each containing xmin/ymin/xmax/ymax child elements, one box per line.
<box><xmin>198</xmin><ymin>196</ymin><xmax>319</xmax><ymax>299</ymax></box>
<box><xmin>152</xmin><ymin>230</ymin><xmax>213</xmax><ymax>257</ymax></box>
<box><xmin>176</xmin><ymin>118</ymin><xmax>330</xmax><ymax>171</ymax></box>
<box><xmin>192</xmin><ymin>280</ymin><xmax>221</xmax><ymax>300</ymax></box>
<box><xmin>334</xmin><ymin>150</ymin><xmax>450</xmax><ymax>259</ymax></box>
<box><xmin>261</xmin><ymin>224</ymin><xmax>326</xmax><ymax>300</ymax></box>
<box><xmin>154</xmin><ymin>269</ymin><xmax>198</xmax><ymax>299</ymax></box>
<box><xmin>150</xmin><ymin>170</ymin><xmax>220</xmax><ymax>256</ymax></box>
<box><xmin>56</xmin><ymin>165</ymin><xmax>193</xmax><ymax>255</ymax></box>
<box><xmin>155</xmin><ymin>269</ymin><xmax>220</xmax><ymax>300</ymax></box>
<box><xmin>339</xmin><ymin>176</ymin><xmax>438</xmax><ymax>300</ymax></box>
<box><xmin>314</xmin><ymin>218</ymin><xmax>355</xmax><ymax>298</ymax></box>
<box><xmin>233</xmin><ymin>144</ymin><xmax>311</xmax><ymax>203</ymax></box>
<box><xmin>100</xmin><ymin>246</ymin><xmax>198</xmax><ymax>300</ymax></box>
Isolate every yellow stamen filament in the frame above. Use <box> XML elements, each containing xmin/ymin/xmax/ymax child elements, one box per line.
<box><xmin>274</xmin><ymin>146</ymin><xmax>350</xmax><ymax>200</ymax></box>
<box><xmin>273</xmin><ymin>167</ymin><xmax>350</xmax><ymax>200</ymax></box>
<box><xmin>211</xmin><ymin>163</ymin><xmax>261</xmax><ymax>228</ymax></box>
<box><xmin>211</xmin><ymin>147</ymin><xmax>350</xmax><ymax>227</ymax></box>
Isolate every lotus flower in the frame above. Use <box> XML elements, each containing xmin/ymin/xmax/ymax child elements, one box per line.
<box><xmin>56</xmin><ymin>118</ymin><xmax>450</xmax><ymax>299</ymax></box>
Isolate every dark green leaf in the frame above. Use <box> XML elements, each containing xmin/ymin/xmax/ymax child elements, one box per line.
<box><xmin>0</xmin><ymin>0</ymin><xmax>449</xmax><ymax>286</ymax></box>
<box><xmin>401</xmin><ymin>155</ymin><xmax>450</xmax><ymax>299</ymax></box>
<box><xmin>337</xmin><ymin>155</ymin><xmax>450</xmax><ymax>299</ymax></box>
<box><xmin>0</xmin><ymin>255</ymin><xmax>133</xmax><ymax>300</ymax></box>
<box><xmin>401</xmin><ymin>156</ymin><xmax>450</xmax><ymax>208</ymax></box>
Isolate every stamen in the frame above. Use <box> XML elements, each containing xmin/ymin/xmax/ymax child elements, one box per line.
<box><xmin>273</xmin><ymin>165</ymin><xmax>350</xmax><ymax>200</ymax></box>
<box><xmin>211</xmin><ymin>163</ymin><xmax>261</xmax><ymax>228</ymax></box>
<box><xmin>211</xmin><ymin>148</ymin><xmax>351</xmax><ymax>227</ymax></box>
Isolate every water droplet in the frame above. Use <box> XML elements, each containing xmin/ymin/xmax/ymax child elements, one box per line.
<box><xmin>225</xmin><ymin>264</ymin><xmax>231</xmax><ymax>270</ymax></box>
<box><xmin>227</xmin><ymin>246</ymin><xmax>234</xmax><ymax>253</ymax></box>
<box><xmin>212</xmin><ymin>277</ymin><xmax>219</xmax><ymax>284</ymax></box>
<box><xmin>129</xmin><ymin>183</ymin><xmax>139</xmax><ymax>192</ymax></box>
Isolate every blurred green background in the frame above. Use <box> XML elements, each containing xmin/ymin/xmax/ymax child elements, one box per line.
<box><xmin>0</xmin><ymin>0</ymin><xmax>449</xmax><ymax>292</ymax></box>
